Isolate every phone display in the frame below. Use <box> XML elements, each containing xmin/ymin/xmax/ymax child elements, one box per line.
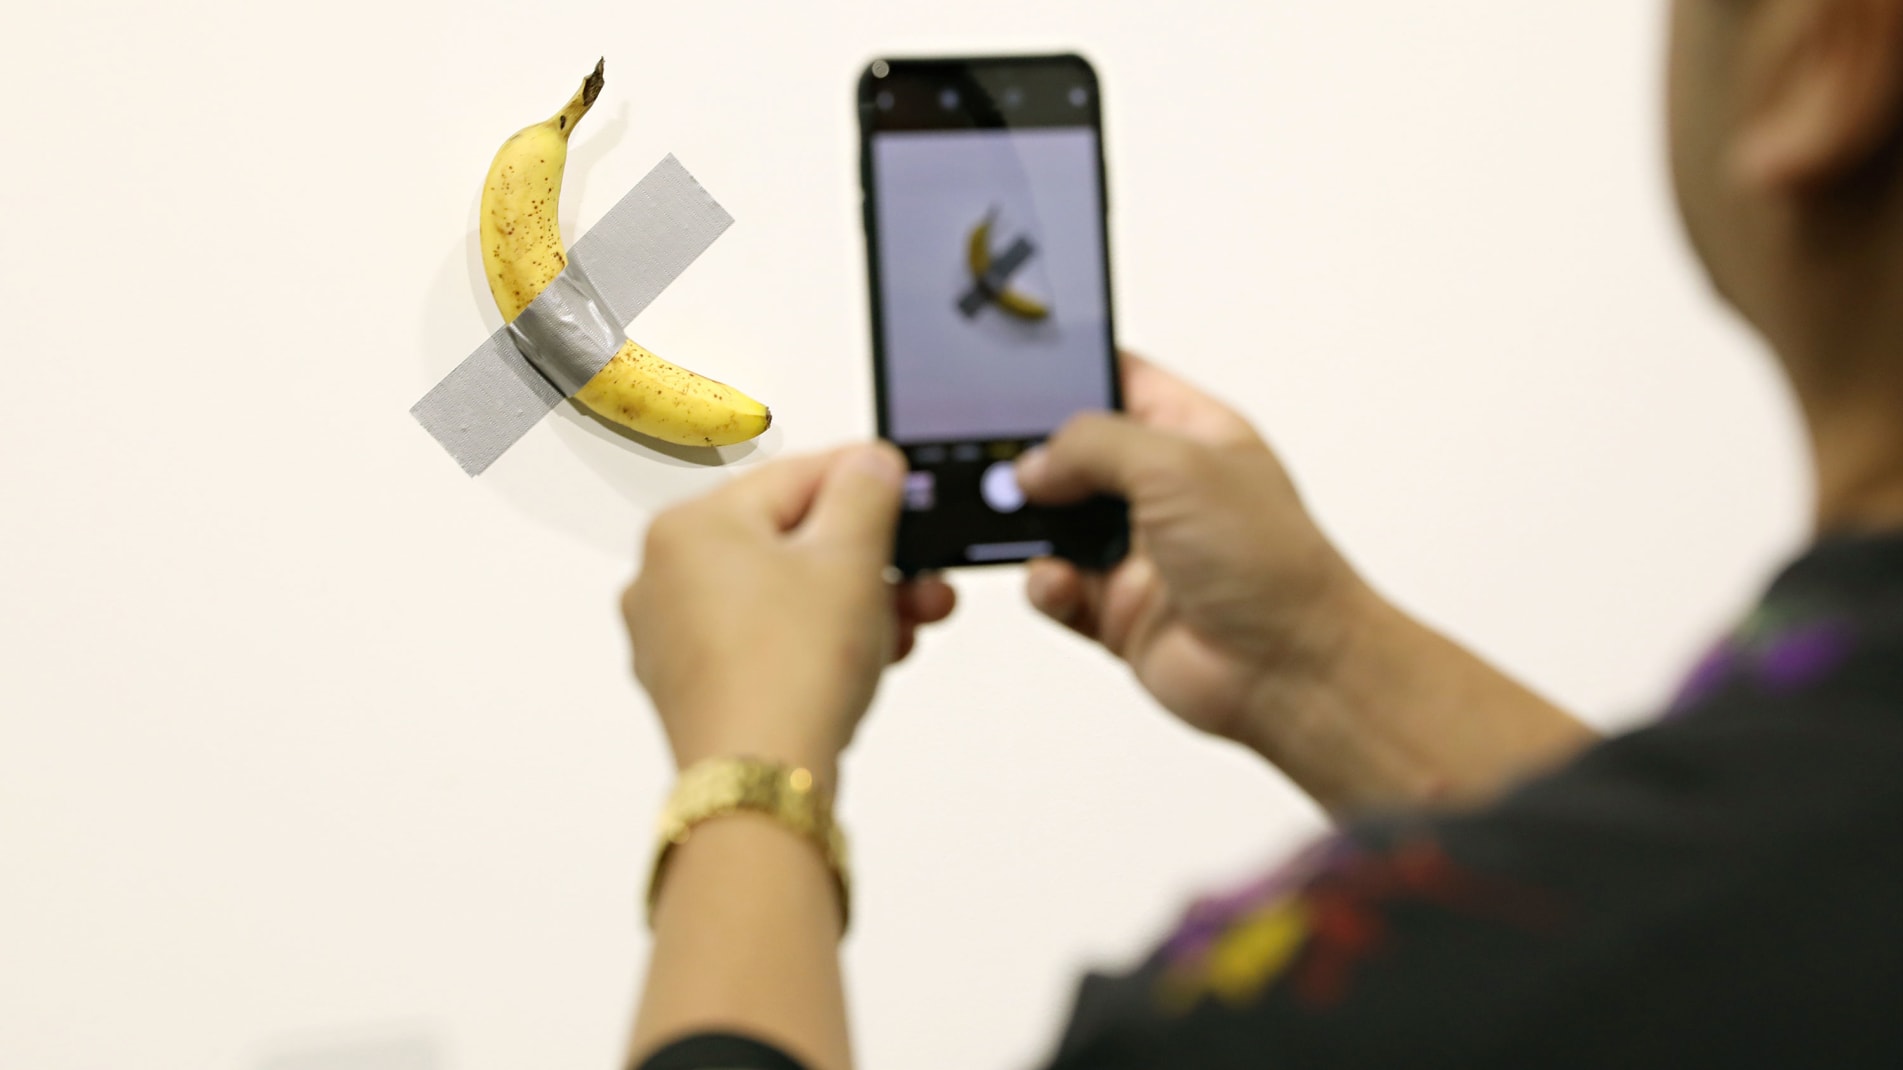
<box><xmin>859</xmin><ymin>55</ymin><xmax>1129</xmax><ymax>574</ymax></box>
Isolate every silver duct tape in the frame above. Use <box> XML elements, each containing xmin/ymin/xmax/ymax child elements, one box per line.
<box><xmin>506</xmin><ymin>260</ymin><xmax>621</xmax><ymax>397</ymax></box>
<box><xmin>409</xmin><ymin>331</ymin><xmax>569</xmax><ymax>476</ymax></box>
<box><xmin>958</xmin><ymin>235</ymin><xmax>1036</xmax><ymax>318</ymax></box>
<box><xmin>412</xmin><ymin>154</ymin><xmax>735</xmax><ymax>476</ymax></box>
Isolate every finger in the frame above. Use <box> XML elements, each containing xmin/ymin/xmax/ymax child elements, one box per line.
<box><xmin>1026</xmin><ymin>557</ymin><xmax>1080</xmax><ymax>623</ymax></box>
<box><xmin>892</xmin><ymin>622</ymin><xmax>919</xmax><ymax>664</ymax></box>
<box><xmin>896</xmin><ymin>574</ymin><xmax>958</xmax><ymax>625</ymax></box>
<box><xmin>1120</xmin><ymin>352</ymin><xmax>1260</xmax><ymax>448</ymax></box>
<box><xmin>716</xmin><ymin>448</ymin><xmax>850</xmax><ymax>532</ymax></box>
<box><xmin>1014</xmin><ymin>412</ymin><xmax>1190</xmax><ymax>507</ymax></box>
<box><xmin>800</xmin><ymin>443</ymin><xmax>907</xmax><ymax>553</ymax></box>
<box><xmin>1025</xmin><ymin>557</ymin><xmax>1106</xmax><ymax>639</ymax></box>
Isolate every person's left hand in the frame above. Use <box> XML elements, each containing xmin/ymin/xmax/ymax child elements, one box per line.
<box><xmin>622</xmin><ymin>443</ymin><xmax>957</xmax><ymax>780</ymax></box>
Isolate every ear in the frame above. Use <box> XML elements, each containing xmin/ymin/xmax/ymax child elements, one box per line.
<box><xmin>1732</xmin><ymin>0</ymin><xmax>1903</xmax><ymax>192</ymax></box>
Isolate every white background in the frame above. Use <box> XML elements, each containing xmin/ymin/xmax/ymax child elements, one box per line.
<box><xmin>0</xmin><ymin>3</ymin><xmax>1807</xmax><ymax>1069</ymax></box>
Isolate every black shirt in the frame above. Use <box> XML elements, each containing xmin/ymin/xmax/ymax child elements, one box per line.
<box><xmin>640</xmin><ymin>534</ymin><xmax>1903</xmax><ymax>1069</ymax></box>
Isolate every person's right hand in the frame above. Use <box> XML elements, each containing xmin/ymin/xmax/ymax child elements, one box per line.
<box><xmin>1020</xmin><ymin>354</ymin><xmax>1597</xmax><ymax>811</ymax></box>
<box><xmin>1014</xmin><ymin>354</ymin><xmax>1367</xmax><ymax>749</ymax></box>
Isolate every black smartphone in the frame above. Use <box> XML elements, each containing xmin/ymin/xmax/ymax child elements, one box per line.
<box><xmin>858</xmin><ymin>54</ymin><xmax>1130</xmax><ymax>574</ymax></box>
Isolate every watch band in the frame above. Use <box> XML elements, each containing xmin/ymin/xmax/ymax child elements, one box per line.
<box><xmin>646</xmin><ymin>757</ymin><xmax>851</xmax><ymax>933</ymax></box>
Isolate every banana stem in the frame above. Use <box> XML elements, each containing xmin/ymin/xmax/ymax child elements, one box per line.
<box><xmin>554</xmin><ymin>58</ymin><xmax>605</xmax><ymax>136</ymax></box>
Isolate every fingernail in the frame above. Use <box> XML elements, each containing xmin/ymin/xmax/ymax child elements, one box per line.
<box><xmin>850</xmin><ymin>444</ymin><xmax>906</xmax><ymax>488</ymax></box>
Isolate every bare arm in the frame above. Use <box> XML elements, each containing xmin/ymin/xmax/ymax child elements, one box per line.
<box><xmin>1243</xmin><ymin>581</ymin><xmax>1596</xmax><ymax>813</ymax></box>
<box><xmin>629</xmin><ymin>806</ymin><xmax>851</xmax><ymax>1070</ymax></box>
<box><xmin>620</xmin><ymin>447</ymin><xmax>956</xmax><ymax>1070</ymax></box>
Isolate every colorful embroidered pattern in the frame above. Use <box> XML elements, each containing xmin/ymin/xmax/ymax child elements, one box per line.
<box><xmin>1670</xmin><ymin>604</ymin><xmax>1856</xmax><ymax>715</ymax></box>
<box><xmin>1157</xmin><ymin>836</ymin><xmax>1558</xmax><ymax>1014</ymax></box>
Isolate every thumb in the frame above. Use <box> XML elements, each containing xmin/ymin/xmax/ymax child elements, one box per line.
<box><xmin>1016</xmin><ymin>412</ymin><xmax>1192</xmax><ymax>506</ymax></box>
<box><xmin>802</xmin><ymin>442</ymin><xmax>907</xmax><ymax>554</ymax></box>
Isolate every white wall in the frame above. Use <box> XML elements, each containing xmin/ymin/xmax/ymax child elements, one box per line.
<box><xmin>0</xmin><ymin>2</ymin><xmax>1807</xmax><ymax>1068</ymax></box>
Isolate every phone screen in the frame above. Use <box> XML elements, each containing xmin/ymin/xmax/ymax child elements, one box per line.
<box><xmin>859</xmin><ymin>56</ymin><xmax>1128</xmax><ymax>573</ymax></box>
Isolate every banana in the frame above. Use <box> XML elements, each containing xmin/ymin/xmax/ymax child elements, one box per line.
<box><xmin>994</xmin><ymin>285</ymin><xmax>1052</xmax><ymax>322</ymax></box>
<box><xmin>480</xmin><ymin>60</ymin><xmax>771</xmax><ymax>448</ymax></box>
<box><xmin>965</xmin><ymin>212</ymin><xmax>1050</xmax><ymax>322</ymax></box>
<box><xmin>966</xmin><ymin>213</ymin><xmax>995</xmax><ymax>282</ymax></box>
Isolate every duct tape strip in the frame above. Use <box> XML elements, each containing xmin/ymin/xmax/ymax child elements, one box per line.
<box><xmin>412</xmin><ymin>154</ymin><xmax>734</xmax><ymax>475</ymax></box>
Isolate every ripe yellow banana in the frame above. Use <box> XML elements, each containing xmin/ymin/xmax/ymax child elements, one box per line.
<box><xmin>480</xmin><ymin>60</ymin><xmax>770</xmax><ymax>447</ymax></box>
<box><xmin>965</xmin><ymin>212</ymin><xmax>1050</xmax><ymax>321</ymax></box>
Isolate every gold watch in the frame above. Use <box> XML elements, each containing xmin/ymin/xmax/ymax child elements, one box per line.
<box><xmin>646</xmin><ymin>757</ymin><xmax>851</xmax><ymax>932</ymax></box>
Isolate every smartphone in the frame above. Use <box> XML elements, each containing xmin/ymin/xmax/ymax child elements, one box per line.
<box><xmin>858</xmin><ymin>54</ymin><xmax>1130</xmax><ymax>574</ymax></box>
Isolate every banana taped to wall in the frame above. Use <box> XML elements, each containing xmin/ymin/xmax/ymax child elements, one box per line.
<box><xmin>412</xmin><ymin>61</ymin><xmax>763</xmax><ymax>476</ymax></box>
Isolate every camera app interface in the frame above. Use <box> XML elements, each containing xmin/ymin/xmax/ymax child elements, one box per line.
<box><xmin>871</xmin><ymin>125</ymin><xmax>1114</xmax><ymax>447</ymax></box>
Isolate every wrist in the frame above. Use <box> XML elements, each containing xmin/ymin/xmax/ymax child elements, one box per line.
<box><xmin>673</xmin><ymin>741</ymin><xmax>841</xmax><ymax>785</ymax></box>
<box><xmin>665</xmin><ymin>707</ymin><xmax>847</xmax><ymax>786</ymax></box>
<box><xmin>648</xmin><ymin>756</ymin><xmax>852</xmax><ymax>935</ymax></box>
<box><xmin>1237</xmin><ymin>579</ymin><xmax>1444</xmax><ymax>811</ymax></box>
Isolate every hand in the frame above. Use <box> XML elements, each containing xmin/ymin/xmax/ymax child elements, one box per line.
<box><xmin>622</xmin><ymin>444</ymin><xmax>957</xmax><ymax>780</ymax></box>
<box><xmin>1019</xmin><ymin>356</ymin><xmax>1596</xmax><ymax>811</ymax></box>
<box><xmin>1015</xmin><ymin>355</ymin><xmax>1366</xmax><ymax>749</ymax></box>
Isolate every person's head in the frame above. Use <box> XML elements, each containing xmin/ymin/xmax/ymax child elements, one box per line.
<box><xmin>1670</xmin><ymin>0</ymin><xmax>1903</xmax><ymax>367</ymax></box>
<box><xmin>1670</xmin><ymin>0</ymin><xmax>1903</xmax><ymax>525</ymax></box>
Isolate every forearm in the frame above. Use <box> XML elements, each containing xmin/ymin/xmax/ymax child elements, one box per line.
<box><xmin>1244</xmin><ymin>582</ymin><xmax>1600</xmax><ymax>815</ymax></box>
<box><xmin>629</xmin><ymin>810</ymin><xmax>851</xmax><ymax>1070</ymax></box>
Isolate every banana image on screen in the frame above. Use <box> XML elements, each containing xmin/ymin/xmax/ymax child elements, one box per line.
<box><xmin>959</xmin><ymin>209</ymin><xmax>1051</xmax><ymax>322</ymax></box>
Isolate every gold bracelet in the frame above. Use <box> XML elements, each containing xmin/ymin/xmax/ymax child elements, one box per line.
<box><xmin>646</xmin><ymin>757</ymin><xmax>851</xmax><ymax>933</ymax></box>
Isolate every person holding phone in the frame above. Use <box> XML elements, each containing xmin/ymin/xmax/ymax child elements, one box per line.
<box><xmin>621</xmin><ymin>3</ymin><xmax>1903</xmax><ymax>1068</ymax></box>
